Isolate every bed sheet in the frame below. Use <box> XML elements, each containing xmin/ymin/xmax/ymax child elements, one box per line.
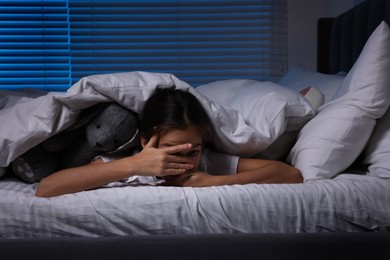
<box><xmin>0</xmin><ymin>173</ymin><xmax>389</xmax><ymax>238</ymax></box>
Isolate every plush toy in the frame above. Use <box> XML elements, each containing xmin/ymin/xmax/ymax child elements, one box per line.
<box><xmin>11</xmin><ymin>102</ymin><xmax>140</xmax><ymax>183</ymax></box>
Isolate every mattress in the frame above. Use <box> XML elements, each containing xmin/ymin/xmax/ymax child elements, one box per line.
<box><xmin>1</xmin><ymin>173</ymin><xmax>389</xmax><ymax>238</ymax></box>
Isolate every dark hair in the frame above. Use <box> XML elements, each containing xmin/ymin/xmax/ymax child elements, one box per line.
<box><xmin>139</xmin><ymin>87</ymin><xmax>213</xmax><ymax>144</ymax></box>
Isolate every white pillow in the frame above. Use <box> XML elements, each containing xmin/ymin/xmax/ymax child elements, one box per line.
<box><xmin>279</xmin><ymin>64</ymin><xmax>344</xmax><ymax>104</ymax></box>
<box><xmin>197</xmin><ymin>79</ymin><xmax>315</xmax><ymax>159</ymax></box>
<box><xmin>363</xmin><ymin>107</ymin><xmax>390</xmax><ymax>178</ymax></box>
<box><xmin>287</xmin><ymin>21</ymin><xmax>390</xmax><ymax>181</ymax></box>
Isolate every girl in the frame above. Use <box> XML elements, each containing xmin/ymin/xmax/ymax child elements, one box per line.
<box><xmin>35</xmin><ymin>88</ymin><xmax>302</xmax><ymax>197</ymax></box>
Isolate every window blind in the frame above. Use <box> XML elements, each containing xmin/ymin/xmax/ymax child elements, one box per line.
<box><xmin>69</xmin><ymin>0</ymin><xmax>287</xmax><ymax>86</ymax></box>
<box><xmin>0</xmin><ymin>0</ymin><xmax>71</xmax><ymax>90</ymax></box>
<box><xmin>0</xmin><ymin>0</ymin><xmax>287</xmax><ymax>90</ymax></box>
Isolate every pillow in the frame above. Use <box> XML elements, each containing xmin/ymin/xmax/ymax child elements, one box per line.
<box><xmin>363</xmin><ymin>107</ymin><xmax>390</xmax><ymax>178</ymax></box>
<box><xmin>279</xmin><ymin>64</ymin><xmax>344</xmax><ymax>104</ymax></box>
<box><xmin>287</xmin><ymin>21</ymin><xmax>390</xmax><ymax>181</ymax></box>
<box><xmin>197</xmin><ymin>79</ymin><xmax>315</xmax><ymax>159</ymax></box>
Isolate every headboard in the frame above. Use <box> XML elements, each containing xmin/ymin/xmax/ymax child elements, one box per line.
<box><xmin>317</xmin><ymin>0</ymin><xmax>390</xmax><ymax>74</ymax></box>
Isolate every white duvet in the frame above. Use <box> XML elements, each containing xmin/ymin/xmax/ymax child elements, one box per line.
<box><xmin>0</xmin><ymin>71</ymin><xmax>315</xmax><ymax>172</ymax></box>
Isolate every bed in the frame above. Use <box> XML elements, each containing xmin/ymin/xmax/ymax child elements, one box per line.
<box><xmin>1</xmin><ymin>0</ymin><xmax>390</xmax><ymax>259</ymax></box>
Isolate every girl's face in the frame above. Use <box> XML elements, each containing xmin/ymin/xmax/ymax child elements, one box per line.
<box><xmin>158</xmin><ymin>126</ymin><xmax>203</xmax><ymax>171</ymax></box>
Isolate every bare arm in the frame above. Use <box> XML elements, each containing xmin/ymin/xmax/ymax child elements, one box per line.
<box><xmin>163</xmin><ymin>158</ymin><xmax>302</xmax><ymax>187</ymax></box>
<box><xmin>35</xmin><ymin>135</ymin><xmax>195</xmax><ymax>198</ymax></box>
<box><xmin>35</xmin><ymin>157</ymin><xmax>135</xmax><ymax>198</ymax></box>
<box><xmin>232</xmin><ymin>158</ymin><xmax>302</xmax><ymax>184</ymax></box>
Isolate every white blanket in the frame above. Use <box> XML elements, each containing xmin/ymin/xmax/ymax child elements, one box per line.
<box><xmin>0</xmin><ymin>72</ymin><xmax>315</xmax><ymax>170</ymax></box>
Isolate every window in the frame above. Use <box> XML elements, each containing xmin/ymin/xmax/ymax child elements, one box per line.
<box><xmin>0</xmin><ymin>0</ymin><xmax>287</xmax><ymax>90</ymax></box>
<box><xmin>0</xmin><ymin>0</ymin><xmax>71</xmax><ymax>90</ymax></box>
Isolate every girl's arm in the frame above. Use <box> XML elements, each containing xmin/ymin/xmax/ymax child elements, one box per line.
<box><xmin>35</xmin><ymin>157</ymin><xmax>133</xmax><ymax>198</ymax></box>
<box><xmin>35</xmin><ymin>135</ymin><xmax>195</xmax><ymax>198</ymax></box>
<box><xmin>231</xmin><ymin>158</ymin><xmax>302</xmax><ymax>184</ymax></box>
<box><xmin>163</xmin><ymin>158</ymin><xmax>302</xmax><ymax>187</ymax></box>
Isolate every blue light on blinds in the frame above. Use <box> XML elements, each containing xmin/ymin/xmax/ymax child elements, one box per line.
<box><xmin>0</xmin><ymin>0</ymin><xmax>287</xmax><ymax>90</ymax></box>
<box><xmin>0</xmin><ymin>0</ymin><xmax>71</xmax><ymax>90</ymax></box>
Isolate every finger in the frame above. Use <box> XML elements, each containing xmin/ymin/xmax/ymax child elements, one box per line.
<box><xmin>162</xmin><ymin>166</ymin><xmax>192</xmax><ymax>176</ymax></box>
<box><xmin>166</xmin><ymin>155</ymin><xmax>194</xmax><ymax>164</ymax></box>
<box><xmin>164</xmin><ymin>143</ymin><xmax>193</xmax><ymax>154</ymax></box>
<box><xmin>163</xmin><ymin>168</ymin><xmax>188</xmax><ymax>176</ymax></box>
<box><xmin>145</xmin><ymin>133</ymin><xmax>159</xmax><ymax>148</ymax></box>
<box><xmin>167</xmin><ymin>162</ymin><xmax>193</xmax><ymax>171</ymax></box>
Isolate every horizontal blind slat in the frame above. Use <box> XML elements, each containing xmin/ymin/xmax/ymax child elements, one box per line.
<box><xmin>0</xmin><ymin>0</ymin><xmax>71</xmax><ymax>90</ymax></box>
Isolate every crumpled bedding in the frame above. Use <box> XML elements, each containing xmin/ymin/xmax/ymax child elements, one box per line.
<box><xmin>0</xmin><ymin>71</ymin><xmax>315</xmax><ymax>171</ymax></box>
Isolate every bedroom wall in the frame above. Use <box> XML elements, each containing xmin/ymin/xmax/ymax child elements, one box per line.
<box><xmin>287</xmin><ymin>0</ymin><xmax>364</xmax><ymax>71</ymax></box>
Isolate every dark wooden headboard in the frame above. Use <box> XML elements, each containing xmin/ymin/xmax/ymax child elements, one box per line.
<box><xmin>317</xmin><ymin>0</ymin><xmax>390</xmax><ymax>74</ymax></box>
